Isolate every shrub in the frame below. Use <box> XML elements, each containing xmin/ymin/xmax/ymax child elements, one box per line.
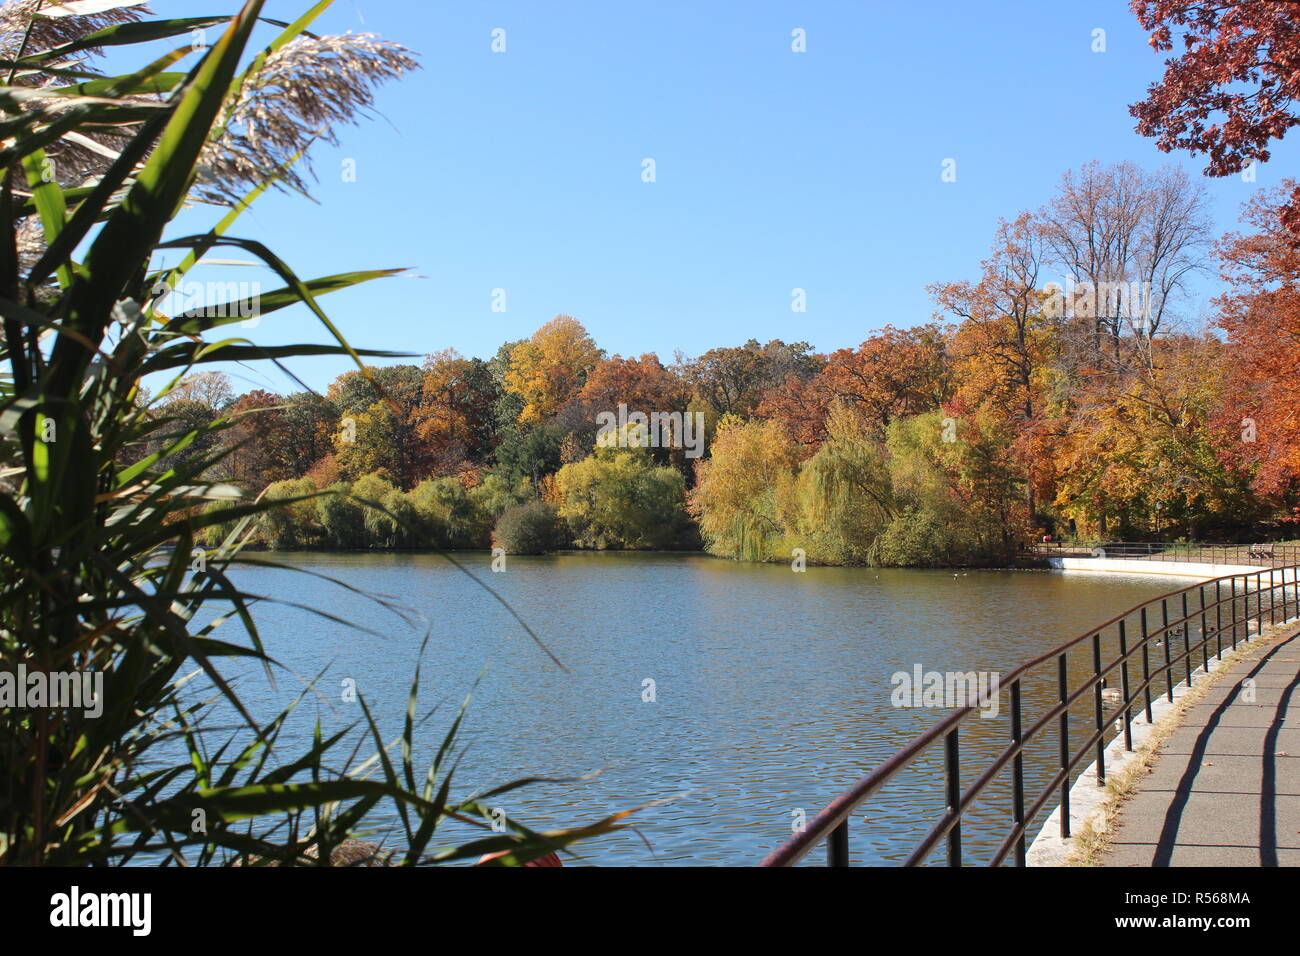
<box><xmin>493</xmin><ymin>501</ymin><xmax>561</xmax><ymax>554</ymax></box>
<box><xmin>872</xmin><ymin>508</ymin><xmax>963</xmax><ymax>567</ymax></box>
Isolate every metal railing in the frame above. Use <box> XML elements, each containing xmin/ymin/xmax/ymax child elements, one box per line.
<box><xmin>1028</xmin><ymin>540</ymin><xmax>1300</xmax><ymax>566</ymax></box>
<box><xmin>761</xmin><ymin>564</ymin><xmax>1300</xmax><ymax>866</ymax></box>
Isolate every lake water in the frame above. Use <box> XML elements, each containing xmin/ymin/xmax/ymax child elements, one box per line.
<box><xmin>202</xmin><ymin>552</ymin><xmax>1182</xmax><ymax>865</ymax></box>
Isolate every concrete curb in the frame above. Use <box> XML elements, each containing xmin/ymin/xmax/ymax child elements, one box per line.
<box><xmin>1045</xmin><ymin>556</ymin><xmax>1272</xmax><ymax>578</ymax></box>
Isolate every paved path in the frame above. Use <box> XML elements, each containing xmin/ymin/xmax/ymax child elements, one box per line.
<box><xmin>1101</xmin><ymin>628</ymin><xmax>1300</xmax><ymax>866</ymax></box>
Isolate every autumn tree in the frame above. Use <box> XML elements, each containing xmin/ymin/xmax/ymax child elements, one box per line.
<box><xmin>754</xmin><ymin>373</ymin><xmax>832</xmax><ymax>452</ymax></box>
<box><xmin>1130</xmin><ymin>0</ymin><xmax>1300</xmax><ymax>239</ymax></box>
<box><xmin>687</xmin><ymin>416</ymin><xmax>800</xmax><ymax>561</ymax></box>
<box><xmin>165</xmin><ymin>371</ymin><xmax>235</xmax><ymax>410</ymax></box>
<box><xmin>562</xmin><ymin>353</ymin><xmax>691</xmax><ymax>464</ymax></box>
<box><xmin>931</xmin><ymin>213</ymin><xmax>1056</xmax><ymax>513</ymax></box>
<box><xmin>327</xmin><ymin>365</ymin><xmax>429</xmax><ymax>487</ymax></box>
<box><xmin>280</xmin><ymin>391</ymin><xmax>338</xmax><ymax>477</ymax></box>
<box><xmin>932</xmin><ymin>214</ymin><xmax>1050</xmax><ymax>422</ymax></box>
<box><xmin>679</xmin><ymin>339</ymin><xmax>821</xmax><ymax>418</ymax></box>
<box><xmin>504</xmin><ymin>315</ymin><xmax>603</xmax><ymax>424</ymax></box>
<box><xmin>1052</xmin><ymin>334</ymin><xmax>1254</xmax><ymax>537</ymax></box>
<box><xmin>1214</xmin><ymin>182</ymin><xmax>1300</xmax><ymax>502</ymax></box>
<box><xmin>572</xmin><ymin>353</ymin><xmax>688</xmax><ymax>415</ymax></box>
<box><xmin>416</xmin><ymin>349</ymin><xmax>503</xmax><ymax>470</ymax></box>
<box><xmin>222</xmin><ymin>390</ymin><xmax>291</xmax><ymax>490</ymax></box>
<box><xmin>1037</xmin><ymin>161</ymin><xmax>1211</xmax><ymax>368</ymax></box>
<box><xmin>767</xmin><ymin>325</ymin><xmax>951</xmax><ymax>444</ymax></box>
<box><xmin>146</xmin><ymin>399</ymin><xmax>220</xmax><ymax>478</ymax></box>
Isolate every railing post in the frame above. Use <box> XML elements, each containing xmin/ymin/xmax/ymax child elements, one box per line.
<box><xmin>1250</xmin><ymin>571</ymin><xmax>1256</xmax><ymax>632</ymax></box>
<box><xmin>1118</xmin><ymin>620</ymin><xmax>1133</xmax><ymax>751</ymax></box>
<box><xmin>1050</xmin><ymin>650</ymin><xmax>1071</xmax><ymax>837</ymax></box>
<box><xmin>1270</xmin><ymin>567</ymin><xmax>1276</xmax><ymax>626</ymax></box>
<box><xmin>1215</xmin><ymin>580</ymin><xmax>1223</xmax><ymax>658</ymax></box>
<box><xmin>1182</xmin><ymin>591</ymin><xmax>1191</xmax><ymax>687</ymax></box>
<box><xmin>1140</xmin><ymin>607</ymin><xmax>1153</xmax><ymax>724</ymax></box>
<box><xmin>1200</xmin><ymin>586</ymin><xmax>1210</xmax><ymax>675</ymax></box>
<box><xmin>1091</xmin><ymin>634</ymin><xmax>1105</xmax><ymax>786</ymax></box>
<box><xmin>1161</xmin><ymin>598</ymin><xmax>1173</xmax><ymax>702</ymax></box>
<box><xmin>827</xmin><ymin>820</ymin><xmax>849</xmax><ymax>867</ymax></box>
<box><xmin>1230</xmin><ymin>577</ymin><xmax>1239</xmax><ymax>654</ymax></box>
<box><xmin>1010</xmin><ymin>679</ymin><xmax>1026</xmax><ymax>865</ymax></box>
<box><xmin>1255</xmin><ymin>571</ymin><xmax>1262</xmax><ymax>633</ymax></box>
<box><xmin>944</xmin><ymin>728</ymin><xmax>962</xmax><ymax>867</ymax></box>
<box><xmin>1058</xmin><ymin>652</ymin><xmax>1071</xmax><ymax>839</ymax></box>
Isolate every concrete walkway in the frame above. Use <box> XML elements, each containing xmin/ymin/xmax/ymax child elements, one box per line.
<box><xmin>1101</xmin><ymin>628</ymin><xmax>1300</xmax><ymax>866</ymax></box>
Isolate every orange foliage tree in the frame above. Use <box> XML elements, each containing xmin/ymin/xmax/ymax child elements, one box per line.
<box><xmin>760</xmin><ymin>324</ymin><xmax>951</xmax><ymax>446</ymax></box>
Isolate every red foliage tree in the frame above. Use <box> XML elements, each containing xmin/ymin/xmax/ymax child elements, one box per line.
<box><xmin>1214</xmin><ymin>182</ymin><xmax>1300</xmax><ymax>502</ymax></box>
<box><xmin>1130</xmin><ymin>1</ymin><xmax>1300</xmax><ymax>237</ymax></box>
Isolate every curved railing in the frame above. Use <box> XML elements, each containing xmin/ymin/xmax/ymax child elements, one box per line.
<box><xmin>760</xmin><ymin>563</ymin><xmax>1300</xmax><ymax>867</ymax></box>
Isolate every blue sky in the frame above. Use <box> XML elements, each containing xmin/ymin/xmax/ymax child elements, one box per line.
<box><xmin>149</xmin><ymin>0</ymin><xmax>1300</xmax><ymax>394</ymax></box>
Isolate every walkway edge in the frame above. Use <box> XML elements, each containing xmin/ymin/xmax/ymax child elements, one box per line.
<box><xmin>1025</xmin><ymin>613</ymin><xmax>1300</xmax><ymax>866</ymax></box>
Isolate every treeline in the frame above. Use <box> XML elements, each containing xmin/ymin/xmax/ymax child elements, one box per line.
<box><xmin>152</xmin><ymin>162</ymin><xmax>1300</xmax><ymax>566</ymax></box>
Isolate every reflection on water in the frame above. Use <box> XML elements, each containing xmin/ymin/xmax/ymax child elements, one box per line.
<box><xmin>200</xmin><ymin>552</ymin><xmax>1180</xmax><ymax>865</ymax></box>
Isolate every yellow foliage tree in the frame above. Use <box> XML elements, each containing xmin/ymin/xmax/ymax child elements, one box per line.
<box><xmin>504</xmin><ymin>315</ymin><xmax>603</xmax><ymax>424</ymax></box>
<box><xmin>687</xmin><ymin>415</ymin><xmax>800</xmax><ymax>561</ymax></box>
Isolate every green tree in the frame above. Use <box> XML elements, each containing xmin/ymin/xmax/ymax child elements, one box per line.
<box><xmin>409</xmin><ymin>476</ymin><xmax>481</xmax><ymax>548</ymax></box>
<box><xmin>261</xmin><ymin>478</ymin><xmax>322</xmax><ymax>549</ymax></box>
<box><xmin>494</xmin><ymin>422</ymin><xmax>567</xmax><ymax>488</ymax></box>
<box><xmin>317</xmin><ymin>482</ymin><xmax>367</xmax><ymax>549</ymax></box>
<box><xmin>554</xmin><ymin>443</ymin><xmax>690</xmax><ymax>549</ymax></box>
<box><xmin>790</xmin><ymin>405</ymin><xmax>894</xmax><ymax>564</ymax></box>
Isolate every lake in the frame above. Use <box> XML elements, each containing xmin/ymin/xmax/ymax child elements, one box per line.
<box><xmin>202</xmin><ymin>551</ymin><xmax>1182</xmax><ymax>865</ymax></box>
